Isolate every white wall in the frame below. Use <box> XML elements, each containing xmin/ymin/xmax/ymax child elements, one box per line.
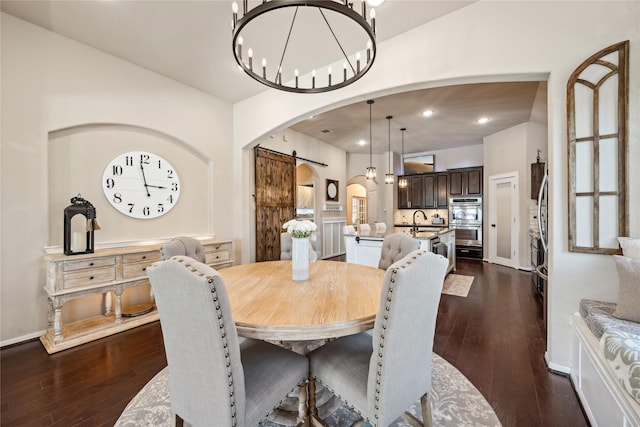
<box><xmin>408</xmin><ymin>145</ymin><xmax>484</xmax><ymax>172</ymax></box>
<box><xmin>484</xmin><ymin>122</ymin><xmax>547</xmax><ymax>269</ymax></box>
<box><xmin>1</xmin><ymin>13</ymin><xmax>234</xmax><ymax>343</ymax></box>
<box><xmin>233</xmin><ymin>1</ymin><xmax>640</xmax><ymax>370</ymax></box>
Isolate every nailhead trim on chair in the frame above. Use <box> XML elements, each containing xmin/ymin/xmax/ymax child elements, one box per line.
<box><xmin>371</xmin><ymin>251</ymin><xmax>425</xmax><ymax>425</ymax></box>
<box><xmin>177</xmin><ymin>258</ymin><xmax>238</xmax><ymax>426</ymax></box>
<box><xmin>207</xmin><ymin>278</ymin><xmax>237</xmax><ymax>426</ymax></box>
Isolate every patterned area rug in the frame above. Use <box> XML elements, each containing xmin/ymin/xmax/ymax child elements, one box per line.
<box><xmin>442</xmin><ymin>274</ymin><xmax>474</xmax><ymax>297</ymax></box>
<box><xmin>115</xmin><ymin>353</ymin><xmax>501</xmax><ymax>427</ymax></box>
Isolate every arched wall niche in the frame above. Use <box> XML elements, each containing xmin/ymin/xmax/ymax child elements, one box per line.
<box><xmin>48</xmin><ymin>123</ymin><xmax>214</xmax><ymax>248</ymax></box>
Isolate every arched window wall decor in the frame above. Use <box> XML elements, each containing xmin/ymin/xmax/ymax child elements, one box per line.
<box><xmin>567</xmin><ymin>40</ymin><xmax>629</xmax><ymax>254</ymax></box>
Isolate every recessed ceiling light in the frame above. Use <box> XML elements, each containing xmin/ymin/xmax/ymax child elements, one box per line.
<box><xmin>477</xmin><ymin>117</ymin><xmax>490</xmax><ymax>124</ymax></box>
<box><xmin>358</xmin><ymin>139</ymin><xmax>366</xmax><ymax>146</ymax></box>
<box><xmin>421</xmin><ymin>109</ymin><xmax>435</xmax><ymax>117</ymax></box>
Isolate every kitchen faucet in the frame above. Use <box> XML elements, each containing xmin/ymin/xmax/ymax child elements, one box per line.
<box><xmin>412</xmin><ymin>210</ymin><xmax>428</xmax><ymax>235</ymax></box>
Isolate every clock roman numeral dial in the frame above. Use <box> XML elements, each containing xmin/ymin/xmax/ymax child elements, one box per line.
<box><xmin>102</xmin><ymin>151</ymin><xmax>181</xmax><ymax>219</ymax></box>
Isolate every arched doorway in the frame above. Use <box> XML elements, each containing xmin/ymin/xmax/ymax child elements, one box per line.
<box><xmin>346</xmin><ymin>175</ymin><xmax>377</xmax><ymax>230</ymax></box>
<box><xmin>296</xmin><ymin>163</ymin><xmax>317</xmax><ymax>222</ymax></box>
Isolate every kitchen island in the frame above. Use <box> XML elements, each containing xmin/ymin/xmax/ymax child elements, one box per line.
<box><xmin>344</xmin><ymin>228</ymin><xmax>455</xmax><ymax>273</ymax></box>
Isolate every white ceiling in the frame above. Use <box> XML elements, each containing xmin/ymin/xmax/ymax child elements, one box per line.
<box><xmin>1</xmin><ymin>0</ymin><xmax>546</xmax><ymax>156</ymax></box>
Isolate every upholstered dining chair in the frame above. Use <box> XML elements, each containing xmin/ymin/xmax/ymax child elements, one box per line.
<box><xmin>359</xmin><ymin>223</ymin><xmax>371</xmax><ymax>234</ymax></box>
<box><xmin>280</xmin><ymin>232</ymin><xmax>321</xmax><ymax>261</ymax></box>
<box><xmin>160</xmin><ymin>236</ymin><xmax>206</xmax><ymax>263</ymax></box>
<box><xmin>378</xmin><ymin>232</ymin><xmax>420</xmax><ymax>270</ymax></box>
<box><xmin>374</xmin><ymin>222</ymin><xmax>387</xmax><ymax>233</ymax></box>
<box><xmin>147</xmin><ymin>256</ymin><xmax>310</xmax><ymax>427</ymax></box>
<box><xmin>343</xmin><ymin>225</ymin><xmax>356</xmax><ymax>235</ymax></box>
<box><xmin>308</xmin><ymin>250</ymin><xmax>448</xmax><ymax>427</ymax></box>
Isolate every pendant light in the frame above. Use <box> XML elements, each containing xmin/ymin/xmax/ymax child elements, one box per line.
<box><xmin>384</xmin><ymin>115</ymin><xmax>394</xmax><ymax>184</ymax></box>
<box><xmin>398</xmin><ymin>127</ymin><xmax>408</xmax><ymax>188</ymax></box>
<box><xmin>365</xmin><ymin>99</ymin><xmax>376</xmax><ymax>180</ymax></box>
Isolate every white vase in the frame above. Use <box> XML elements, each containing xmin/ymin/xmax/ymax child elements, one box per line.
<box><xmin>291</xmin><ymin>236</ymin><xmax>310</xmax><ymax>282</ymax></box>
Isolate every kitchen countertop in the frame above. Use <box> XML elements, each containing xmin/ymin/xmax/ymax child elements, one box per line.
<box><xmin>394</xmin><ymin>223</ymin><xmax>448</xmax><ymax>228</ymax></box>
<box><xmin>345</xmin><ymin>228</ymin><xmax>454</xmax><ymax>241</ymax></box>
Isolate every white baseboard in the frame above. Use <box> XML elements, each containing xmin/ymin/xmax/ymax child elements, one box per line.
<box><xmin>545</xmin><ymin>351</ymin><xmax>571</xmax><ymax>374</ymax></box>
<box><xmin>1</xmin><ymin>329</ymin><xmax>46</xmax><ymax>348</ymax></box>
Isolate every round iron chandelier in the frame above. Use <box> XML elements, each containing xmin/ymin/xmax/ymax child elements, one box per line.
<box><xmin>232</xmin><ymin>0</ymin><xmax>378</xmax><ymax>94</ymax></box>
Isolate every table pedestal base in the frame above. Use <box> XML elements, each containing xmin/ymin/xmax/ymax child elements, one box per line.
<box><xmin>266</xmin><ymin>340</ymin><xmax>339</xmax><ymax>426</ymax></box>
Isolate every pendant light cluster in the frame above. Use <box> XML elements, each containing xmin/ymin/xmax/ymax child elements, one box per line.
<box><xmin>397</xmin><ymin>127</ymin><xmax>408</xmax><ymax>188</ymax></box>
<box><xmin>365</xmin><ymin>99</ymin><xmax>376</xmax><ymax>180</ymax></box>
<box><xmin>364</xmin><ymin>102</ymin><xmax>403</xmax><ymax>185</ymax></box>
<box><xmin>384</xmin><ymin>115</ymin><xmax>394</xmax><ymax>184</ymax></box>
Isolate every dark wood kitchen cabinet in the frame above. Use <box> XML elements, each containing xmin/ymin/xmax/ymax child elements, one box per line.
<box><xmin>398</xmin><ymin>175</ymin><xmax>424</xmax><ymax>209</ymax></box>
<box><xmin>398</xmin><ymin>177</ymin><xmax>409</xmax><ymax>208</ymax></box>
<box><xmin>409</xmin><ymin>175</ymin><xmax>424</xmax><ymax>208</ymax></box>
<box><xmin>423</xmin><ymin>173</ymin><xmax>448</xmax><ymax>208</ymax></box>
<box><xmin>423</xmin><ymin>174</ymin><xmax>435</xmax><ymax>207</ymax></box>
<box><xmin>398</xmin><ymin>173</ymin><xmax>448</xmax><ymax>209</ymax></box>
<box><xmin>436</xmin><ymin>173</ymin><xmax>449</xmax><ymax>207</ymax></box>
<box><xmin>448</xmin><ymin>167</ymin><xmax>483</xmax><ymax>197</ymax></box>
<box><xmin>397</xmin><ymin>175</ymin><xmax>425</xmax><ymax>209</ymax></box>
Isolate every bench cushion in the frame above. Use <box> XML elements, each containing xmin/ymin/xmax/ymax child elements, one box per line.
<box><xmin>579</xmin><ymin>299</ymin><xmax>640</xmax><ymax>339</ymax></box>
<box><xmin>601</xmin><ymin>329</ymin><xmax>640</xmax><ymax>405</ymax></box>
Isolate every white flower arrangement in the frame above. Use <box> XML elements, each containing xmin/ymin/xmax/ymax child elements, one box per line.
<box><xmin>283</xmin><ymin>219</ymin><xmax>317</xmax><ymax>239</ymax></box>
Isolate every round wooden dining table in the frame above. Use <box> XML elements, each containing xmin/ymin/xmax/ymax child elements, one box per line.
<box><xmin>219</xmin><ymin>259</ymin><xmax>386</xmax><ymax>342</ymax></box>
<box><xmin>219</xmin><ymin>260</ymin><xmax>386</xmax><ymax>426</ymax></box>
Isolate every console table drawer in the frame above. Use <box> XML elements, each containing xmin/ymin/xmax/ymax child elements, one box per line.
<box><xmin>122</xmin><ymin>261</ymin><xmax>154</xmax><ymax>280</ymax></box>
<box><xmin>63</xmin><ymin>257</ymin><xmax>116</xmax><ymax>272</ymax></box>
<box><xmin>122</xmin><ymin>251</ymin><xmax>162</xmax><ymax>264</ymax></box>
<box><xmin>205</xmin><ymin>247</ymin><xmax>231</xmax><ymax>265</ymax></box>
<box><xmin>63</xmin><ymin>266</ymin><xmax>116</xmax><ymax>289</ymax></box>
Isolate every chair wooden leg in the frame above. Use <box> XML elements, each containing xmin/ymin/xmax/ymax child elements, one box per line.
<box><xmin>401</xmin><ymin>393</ymin><xmax>431</xmax><ymax>427</ymax></box>
<box><xmin>308</xmin><ymin>376</ymin><xmax>329</xmax><ymax>427</ymax></box>
<box><xmin>296</xmin><ymin>379</ymin><xmax>309</xmax><ymax>427</ymax></box>
<box><xmin>175</xmin><ymin>414</ymin><xmax>184</xmax><ymax>427</ymax></box>
<box><xmin>421</xmin><ymin>393</ymin><xmax>432</xmax><ymax>427</ymax></box>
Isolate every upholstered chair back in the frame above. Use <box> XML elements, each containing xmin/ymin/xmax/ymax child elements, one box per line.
<box><xmin>160</xmin><ymin>236</ymin><xmax>205</xmax><ymax>263</ymax></box>
<box><xmin>280</xmin><ymin>232</ymin><xmax>320</xmax><ymax>261</ymax></box>
<box><xmin>374</xmin><ymin>222</ymin><xmax>387</xmax><ymax>233</ymax></box>
<box><xmin>359</xmin><ymin>223</ymin><xmax>371</xmax><ymax>234</ymax></box>
<box><xmin>368</xmin><ymin>250</ymin><xmax>448</xmax><ymax>426</ymax></box>
<box><xmin>146</xmin><ymin>256</ymin><xmax>246</xmax><ymax>426</ymax></box>
<box><xmin>378</xmin><ymin>232</ymin><xmax>420</xmax><ymax>270</ymax></box>
<box><xmin>343</xmin><ymin>225</ymin><xmax>356</xmax><ymax>235</ymax></box>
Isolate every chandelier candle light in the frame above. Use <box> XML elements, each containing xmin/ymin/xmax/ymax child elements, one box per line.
<box><xmin>283</xmin><ymin>219</ymin><xmax>317</xmax><ymax>281</ymax></box>
<box><xmin>232</xmin><ymin>0</ymin><xmax>378</xmax><ymax>93</ymax></box>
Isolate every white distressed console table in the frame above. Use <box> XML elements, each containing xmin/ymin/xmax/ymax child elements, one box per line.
<box><xmin>40</xmin><ymin>238</ymin><xmax>233</xmax><ymax>353</ymax></box>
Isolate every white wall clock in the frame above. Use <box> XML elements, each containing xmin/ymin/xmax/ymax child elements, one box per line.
<box><xmin>102</xmin><ymin>151</ymin><xmax>181</xmax><ymax>219</ymax></box>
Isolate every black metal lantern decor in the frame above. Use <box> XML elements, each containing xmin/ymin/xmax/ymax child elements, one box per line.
<box><xmin>63</xmin><ymin>195</ymin><xmax>100</xmax><ymax>255</ymax></box>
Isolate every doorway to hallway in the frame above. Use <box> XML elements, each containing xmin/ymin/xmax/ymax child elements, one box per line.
<box><xmin>488</xmin><ymin>172</ymin><xmax>519</xmax><ymax>268</ymax></box>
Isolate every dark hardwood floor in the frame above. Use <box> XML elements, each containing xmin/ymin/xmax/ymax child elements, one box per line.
<box><xmin>1</xmin><ymin>259</ymin><xmax>588</xmax><ymax>427</ymax></box>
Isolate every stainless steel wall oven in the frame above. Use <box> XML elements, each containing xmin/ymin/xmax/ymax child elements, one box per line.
<box><xmin>449</xmin><ymin>197</ymin><xmax>483</xmax><ymax>259</ymax></box>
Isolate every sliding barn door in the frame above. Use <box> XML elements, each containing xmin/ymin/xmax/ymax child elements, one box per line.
<box><xmin>255</xmin><ymin>147</ymin><xmax>296</xmax><ymax>262</ymax></box>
